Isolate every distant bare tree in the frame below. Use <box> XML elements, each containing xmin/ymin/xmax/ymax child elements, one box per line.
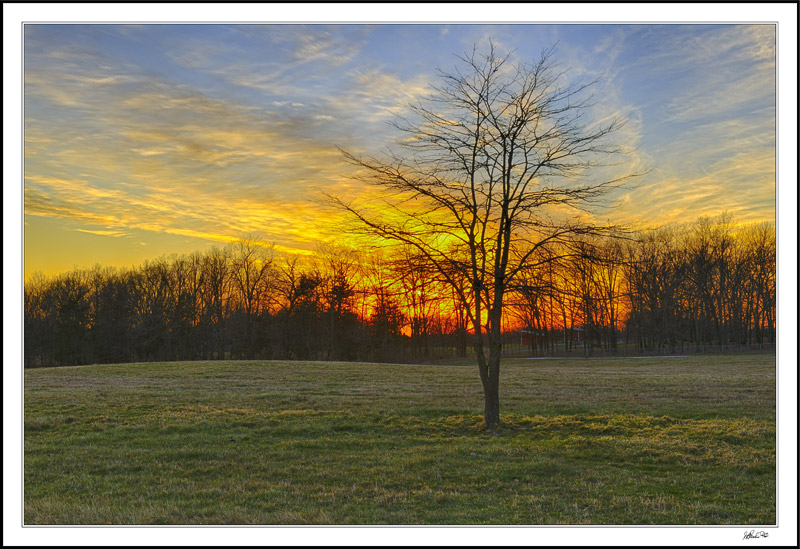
<box><xmin>394</xmin><ymin>245</ymin><xmax>440</xmax><ymax>357</ymax></box>
<box><xmin>131</xmin><ymin>259</ymin><xmax>173</xmax><ymax>361</ymax></box>
<box><xmin>331</xmin><ymin>43</ymin><xmax>636</xmax><ymax>429</ymax></box>
<box><xmin>363</xmin><ymin>251</ymin><xmax>405</xmax><ymax>362</ymax></box>
<box><xmin>199</xmin><ymin>246</ymin><xmax>233</xmax><ymax>359</ymax></box>
<box><xmin>742</xmin><ymin>222</ymin><xmax>776</xmax><ymax>344</ymax></box>
<box><xmin>508</xmin><ymin>245</ymin><xmax>559</xmax><ymax>354</ymax></box>
<box><xmin>230</xmin><ymin>236</ymin><xmax>275</xmax><ymax>358</ymax></box>
<box><xmin>274</xmin><ymin>255</ymin><xmax>325</xmax><ymax>360</ymax></box>
<box><xmin>316</xmin><ymin>243</ymin><xmax>362</xmax><ymax>361</ymax></box>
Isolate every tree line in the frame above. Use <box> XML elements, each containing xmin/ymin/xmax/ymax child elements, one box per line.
<box><xmin>24</xmin><ymin>237</ymin><xmax>460</xmax><ymax>367</ymax></box>
<box><xmin>24</xmin><ymin>213</ymin><xmax>774</xmax><ymax>368</ymax></box>
<box><xmin>507</xmin><ymin>213</ymin><xmax>776</xmax><ymax>354</ymax></box>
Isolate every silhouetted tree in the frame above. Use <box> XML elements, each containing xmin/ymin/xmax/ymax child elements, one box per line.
<box><xmin>742</xmin><ymin>222</ymin><xmax>776</xmax><ymax>344</ymax></box>
<box><xmin>230</xmin><ymin>237</ymin><xmax>276</xmax><ymax>358</ymax></box>
<box><xmin>199</xmin><ymin>246</ymin><xmax>233</xmax><ymax>359</ymax></box>
<box><xmin>623</xmin><ymin>227</ymin><xmax>684</xmax><ymax>349</ymax></box>
<box><xmin>363</xmin><ymin>252</ymin><xmax>406</xmax><ymax>362</ymax></box>
<box><xmin>332</xmin><ymin>44</ymin><xmax>634</xmax><ymax>429</ymax></box>
<box><xmin>316</xmin><ymin>243</ymin><xmax>362</xmax><ymax>361</ymax></box>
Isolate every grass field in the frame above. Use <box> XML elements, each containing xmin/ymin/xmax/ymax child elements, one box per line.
<box><xmin>23</xmin><ymin>354</ymin><xmax>776</xmax><ymax>525</ymax></box>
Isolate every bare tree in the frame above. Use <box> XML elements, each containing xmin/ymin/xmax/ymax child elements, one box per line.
<box><xmin>274</xmin><ymin>255</ymin><xmax>304</xmax><ymax>357</ymax></box>
<box><xmin>363</xmin><ymin>251</ymin><xmax>406</xmax><ymax>362</ymax></box>
<box><xmin>394</xmin><ymin>245</ymin><xmax>440</xmax><ymax>358</ymax></box>
<box><xmin>508</xmin><ymin>244</ymin><xmax>561</xmax><ymax>354</ymax></box>
<box><xmin>230</xmin><ymin>236</ymin><xmax>275</xmax><ymax>358</ymax></box>
<box><xmin>331</xmin><ymin>44</ymin><xmax>635</xmax><ymax>429</ymax></box>
<box><xmin>199</xmin><ymin>246</ymin><xmax>233</xmax><ymax>359</ymax></box>
<box><xmin>742</xmin><ymin>222</ymin><xmax>776</xmax><ymax>344</ymax></box>
<box><xmin>315</xmin><ymin>243</ymin><xmax>362</xmax><ymax>361</ymax></box>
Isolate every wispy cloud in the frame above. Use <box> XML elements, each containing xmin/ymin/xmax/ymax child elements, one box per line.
<box><xmin>75</xmin><ymin>228</ymin><xmax>131</xmax><ymax>237</ymax></box>
<box><xmin>24</xmin><ymin>48</ymin><xmax>361</xmax><ymax>253</ymax></box>
<box><xmin>23</xmin><ymin>24</ymin><xmax>776</xmax><ymax>278</ymax></box>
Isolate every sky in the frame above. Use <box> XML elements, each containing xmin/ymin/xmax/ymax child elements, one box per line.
<box><xmin>22</xmin><ymin>23</ymin><xmax>778</xmax><ymax>279</ymax></box>
<box><xmin>5</xmin><ymin>6</ymin><xmax>799</xmax><ymax>546</ymax></box>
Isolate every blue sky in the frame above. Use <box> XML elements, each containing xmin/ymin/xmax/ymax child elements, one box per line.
<box><xmin>23</xmin><ymin>23</ymin><xmax>777</xmax><ymax>277</ymax></box>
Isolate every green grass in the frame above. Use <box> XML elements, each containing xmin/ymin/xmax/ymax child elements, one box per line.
<box><xmin>24</xmin><ymin>354</ymin><xmax>776</xmax><ymax>525</ymax></box>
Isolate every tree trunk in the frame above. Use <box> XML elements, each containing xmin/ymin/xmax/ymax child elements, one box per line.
<box><xmin>483</xmin><ymin>318</ymin><xmax>502</xmax><ymax>430</ymax></box>
<box><xmin>473</xmin><ymin>322</ymin><xmax>501</xmax><ymax>431</ymax></box>
<box><xmin>482</xmin><ymin>369</ymin><xmax>500</xmax><ymax>430</ymax></box>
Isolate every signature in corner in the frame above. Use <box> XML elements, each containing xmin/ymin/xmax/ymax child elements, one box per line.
<box><xmin>743</xmin><ymin>530</ymin><xmax>769</xmax><ymax>540</ymax></box>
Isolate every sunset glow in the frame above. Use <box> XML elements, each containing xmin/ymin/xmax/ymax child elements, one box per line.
<box><xmin>23</xmin><ymin>23</ymin><xmax>776</xmax><ymax>280</ymax></box>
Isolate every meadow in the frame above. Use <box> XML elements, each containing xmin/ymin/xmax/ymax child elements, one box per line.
<box><xmin>23</xmin><ymin>354</ymin><xmax>776</xmax><ymax>525</ymax></box>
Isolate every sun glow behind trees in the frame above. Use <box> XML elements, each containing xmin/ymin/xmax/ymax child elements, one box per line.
<box><xmin>24</xmin><ymin>212</ymin><xmax>775</xmax><ymax>370</ymax></box>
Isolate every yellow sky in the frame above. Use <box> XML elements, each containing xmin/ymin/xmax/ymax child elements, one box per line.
<box><xmin>21</xmin><ymin>23</ymin><xmax>778</xmax><ymax>280</ymax></box>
